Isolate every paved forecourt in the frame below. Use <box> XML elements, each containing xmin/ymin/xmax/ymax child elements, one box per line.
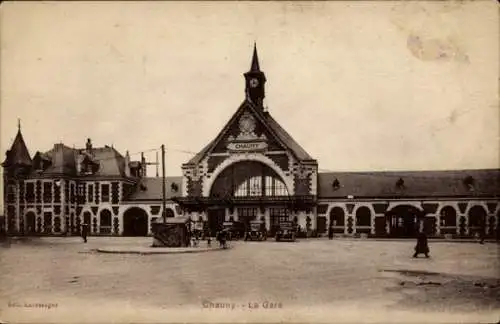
<box><xmin>1</xmin><ymin>237</ymin><xmax>499</xmax><ymax>323</ymax></box>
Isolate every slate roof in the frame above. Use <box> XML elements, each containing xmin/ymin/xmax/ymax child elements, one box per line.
<box><xmin>2</xmin><ymin>130</ymin><xmax>32</xmax><ymax>167</ymax></box>
<box><xmin>318</xmin><ymin>169</ymin><xmax>500</xmax><ymax>199</ymax></box>
<box><xmin>124</xmin><ymin>176</ymin><xmax>183</xmax><ymax>201</ymax></box>
<box><xmin>36</xmin><ymin>144</ymin><xmax>127</xmax><ymax>177</ymax></box>
<box><xmin>264</xmin><ymin>112</ymin><xmax>314</xmax><ymax>161</ymax></box>
<box><xmin>88</xmin><ymin>146</ymin><xmax>126</xmax><ymax>177</ymax></box>
<box><xmin>43</xmin><ymin>144</ymin><xmax>77</xmax><ymax>175</ymax></box>
<box><xmin>185</xmin><ymin>99</ymin><xmax>315</xmax><ymax>165</ymax></box>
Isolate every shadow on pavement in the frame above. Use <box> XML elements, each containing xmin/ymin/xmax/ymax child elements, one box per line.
<box><xmin>380</xmin><ymin>269</ymin><xmax>500</xmax><ymax>313</ymax></box>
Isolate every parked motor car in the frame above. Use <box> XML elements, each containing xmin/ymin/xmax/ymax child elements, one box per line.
<box><xmin>222</xmin><ymin>221</ymin><xmax>245</xmax><ymax>240</ymax></box>
<box><xmin>275</xmin><ymin>221</ymin><xmax>297</xmax><ymax>242</ymax></box>
<box><xmin>244</xmin><ymin>220</ymin><xmax>267</xmax><ymax>241</ymax></box>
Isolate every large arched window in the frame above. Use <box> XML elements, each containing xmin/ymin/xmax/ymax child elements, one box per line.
<box><xmin>211</xmin><ymin>161</ymin><xmax>288</xmax><ymax>198</ymax></box>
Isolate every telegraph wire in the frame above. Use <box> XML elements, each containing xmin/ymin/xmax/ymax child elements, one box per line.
<box><xmin>33</xmin><ymin>141</ymin><xmax>488</xmax><ymax>181</ymax></box>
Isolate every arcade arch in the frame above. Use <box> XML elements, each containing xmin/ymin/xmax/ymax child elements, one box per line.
<box><xmin>123</xmin><ymin>207</ymin><xmax>149</xmax><ymax>236</ymax></box>
<box><xmin>386</xmin><ymin>205</ymin><xmax>424</xmax><ymax>238</ymax></box>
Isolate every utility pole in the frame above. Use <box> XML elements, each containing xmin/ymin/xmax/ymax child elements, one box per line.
<box><xmin>144</xmin><ymin>152</ymin><xmax>160</xmax><ymax>178</ymax></box>
<box><xmin>156</xmin><ymin>151</ymin><xmax>159</xmax><ymax>177</ymax></box>
<box><xmin>161</xmin><ymin>144</ymin><xmax>167</xmax><ymax>223</ymax></box>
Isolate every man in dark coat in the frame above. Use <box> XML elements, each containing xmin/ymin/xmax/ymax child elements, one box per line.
<box><xmin>81</xmin><ymin>223</ymin><xmax>88</xmax><ymax>243</ymax></box>
<box><xmin>217</xmin><ymin>229</ymin><xmax>228</xmax><ymax>249</ymax></box>
<box><xmin>328</xmin><ymin>226</ymin><xmax>334</xmax><ymax>240</ymax></box>
<box><xmin>413</xmin><ymin>231</ymin><xmax>429</xmax><ymax>258</ymax></box>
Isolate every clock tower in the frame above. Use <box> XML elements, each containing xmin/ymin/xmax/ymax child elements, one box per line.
<box><xmin>244</xmin><ymin>43</ymin><xmax>267</xmax><ymax>108</ymax></box>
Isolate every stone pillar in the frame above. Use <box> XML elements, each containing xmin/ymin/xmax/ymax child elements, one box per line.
<box><xmin>264</xmin><ymin>208</ymin><xmax>270</xmax><ymax>231</ymax></box>
<box><xmin>386</xmin><ymin>217</ymin><xmax>391</xmax><ymax>236</ymax></box>
<box><xmin>119</xmin><ymin>209</ymin><xmax>125</xmax><ymax>236</ymax></box>
<box><xmin>436</xmin><ymin>213</ymin><xmax>441</xmax><ymax>236</ymax></box>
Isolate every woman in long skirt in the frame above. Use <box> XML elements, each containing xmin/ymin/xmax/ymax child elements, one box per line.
<box><xmin>413</xmin><ymin>231</ymin><xmax>429</xmax><ymax>258</ymax></box>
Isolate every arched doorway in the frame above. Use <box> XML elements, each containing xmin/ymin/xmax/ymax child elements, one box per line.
<box><xmin>100</xmin><ymin>210</ymin><xmax>112</xmax><ymax>234</ymax></box>
<box><xmin>386</xmin><ymin>205</ymin><xmax>423</xmax><ymax>238</ymax></box>
<box><xmin>440</xmin><ymin>206</ymin><xmax>457</xmax><ymax>235</ymax></box>
<box><xmin>83</xmin><ymin>211</ymin><xmax>92</xmax><ymax>234</ymax></box>
<box><xmin>329</xmin><ymin>207</ymin><xmax>345</xmax><ymax>234</ymax></box>
<box><xmin>123</xmin><ymin>207</ymin><xmax>148</xmax><ymax>236</ymax></box>
<box><xmin>468</xmin><ymin>205</ymin><xmax>486</xmax><ymax>238</ymax></box>
<box><xmin>25</xmin><ymin>212</ymin><xmax>36</xmax><ymax>235</ymax></box>
<box><xmin>209</xmin><ymin>161</ymin><xmax>290</xmax><ymax>235</ymax></box>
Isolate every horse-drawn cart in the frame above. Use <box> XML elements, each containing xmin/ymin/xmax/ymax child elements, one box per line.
<box><xmin>151</xmin><ymin>216</ymin><xmax>192</xmax><ymax>247</ymax></box>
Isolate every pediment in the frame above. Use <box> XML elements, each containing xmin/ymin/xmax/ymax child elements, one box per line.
<box><xmin>185</xmin><ymin>99</ymin><xmax>315</xmax><ymax>166</ymax></box>
<box><xmin>210</xmin><ymin>103</ymin><xmax>286</xmax><ymax>154</ymax></box>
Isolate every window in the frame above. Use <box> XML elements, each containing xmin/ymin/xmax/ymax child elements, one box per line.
<box><xmin>78</xmin><ymin>183</ymin><xmax>85</xmax><ymax>196</ymax></box>
<box><xmin>265</xmin><ymin>176</ymin><xmax>288</xmax><ymax>196</ymax></box>
<box><xmin>237</xmin><ymin>208</ymin><xmax>258</xmax><ymax>220</ymax></box>
<box><xmin>101</xmin><ymin>184</ymin><xmax>110</xmax><ymax>202</ymax></box>
<box><xmin>6</xmin><ymin>184</ymin><xmax>16</xmax><ymax>203</ymax></box>
<box><xmin>26</xmin><ymin>182</ymin><xmax>35</xmax><ymax>203</ymax></box>
<box><xmin>165</xmin><ymin>208</ymin><xmax>175</xmax><ymax>218</ymax></box>
<box><xmin>270</xmin><ymin>208</ymin><xmax>289</xmax><ymax>226</ymax></box>
<box><xmin>70</xmin><ymin>183</ymin><xmax>75</xmax><ymax>204</ymax></box>
<box><xmin>234</xmin><ymin>175</ymin><xmax>288</xmax><ymax>197</ymax></box>
<box><xmin>54</xmin><ymin>182</ymin><xmax>61</xmax><ymax>203</ymax></box>
<box><xmin>43</xmin><ymin>212</ymin><xmax>53</xmax><ymax>234</ymax></box>
<box><xmin>249</xmin><ymin>177</ymin><xmax>262</xmax><ymax>196</ymax></box>
<box><xmin>87</xmin><ymin>184</ymin><xmax>94</xmax><ymax>203</ymax></box>
<box><xmin>43</xmin><ymin>182</ymin><xmax>53</xmax><ymax>203</ymax></box>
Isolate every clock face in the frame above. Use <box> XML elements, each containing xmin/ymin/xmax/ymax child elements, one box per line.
<box><xmin>249</xmin><ymin>78</ymin><xmax>259</xmax><ymax>88</ymax></box>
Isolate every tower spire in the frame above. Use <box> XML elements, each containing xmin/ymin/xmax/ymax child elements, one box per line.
<box><xmin>244</xmin><ymin>43</ymin><xmax>267</xmax><ymax>108</ymax></box>
<box><xmin>18</xmin><ymin>118</ymin><xmax>21</xmax><ymax>132</ymax></box>
<box><xmin>250</xmin><ymin>42</ymin><xmax>260</xmax><ymax>72</ymax></box>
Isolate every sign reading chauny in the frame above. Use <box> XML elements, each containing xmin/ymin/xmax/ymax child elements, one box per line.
<box><xmin>227</xmin><ymin>141</ymin><xmax>268</xmax><ymax>152</ymax></box>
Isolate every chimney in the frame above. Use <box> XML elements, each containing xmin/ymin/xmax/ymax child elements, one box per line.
<box><xmin>124</xmin><ymin>151</ymin><xmax>131</xmax><ymax>177</ymax></box>
<box><xmin>141</xmin><ymin>152</ymin><xmax>147</xmax><ymax>177</ymax></box>
<box><xmin>86</xmin><ymin>138</ymin><xmax>92</xmax><ymax>153</ymax></box>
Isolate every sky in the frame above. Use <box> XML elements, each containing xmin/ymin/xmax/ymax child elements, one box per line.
<box><xmin>1</xmin><ymin>1</ymin><xmax>498</xmax><ymax>209</ymax></box>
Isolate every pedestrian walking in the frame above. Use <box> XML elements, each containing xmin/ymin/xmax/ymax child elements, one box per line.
<box><xmin>328</xmin><ymin>226</ymin><xmax>334</xmax><ymax>240</ymax></box>
<box><xmin>413</xmin><ymin>231</ymin><xmax>429</xmax><ymax>258</ymax></box>
<box><xmin>81</xmin><ymin>223</ymin><xmax>88</xmax><ymax>243</ymax></box>
<box><xmin>479</xmin><ymin>222</ymin><xmax>486</xmax><ymax>244</ymax></box>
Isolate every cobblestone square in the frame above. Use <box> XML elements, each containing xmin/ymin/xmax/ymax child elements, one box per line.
<box><xmin>1</xmin><ymin>237</ymin><xmax>499</xmax><ymax>323</ymax></box>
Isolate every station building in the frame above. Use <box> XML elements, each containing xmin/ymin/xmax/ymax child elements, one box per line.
<box><xmin>3</xmin><ymin>46</ymin><xmax>500</xmax><ymax>239</ymax></box>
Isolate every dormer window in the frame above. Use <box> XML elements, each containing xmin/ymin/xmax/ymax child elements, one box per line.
<box><xmin>332</xmin><ymin>178</ymin><xmax>340</xmax><ymax>190</ymax></box>
<box><xmin>463</xmin><ymin>175</ymin><xmax>475</xmax><ymax>191</ymax></box>
<box><xmin>396</xmin><ymin>178</ymin><xmax>405</xmax><ymax>189</ymax></box>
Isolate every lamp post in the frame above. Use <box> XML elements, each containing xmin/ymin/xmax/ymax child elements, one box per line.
<box><xmin>161</xmin><ymin>144</ymin><xmax>167</xmax><ymax>224</ymax></box>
